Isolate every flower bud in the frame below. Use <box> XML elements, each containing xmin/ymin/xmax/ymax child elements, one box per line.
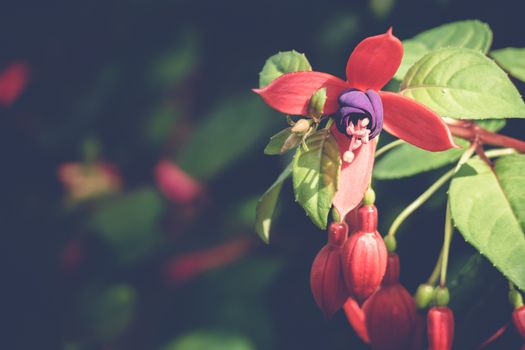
<box><xmin>344</xmin><ymin>206</ymin><xmax>360</xmax><ymax>234</ymax></box>
<box><xmin>414</xmin><ymin>284</ymin><xmax>434</xmax><ymax>309</ymax></box>
<box><xmin>513</xmin><ymin>305</ymin><xmax>525</xmax><ymax>340</ymax></box>
<box><xmin>361</xmin><ymin>253</ymin><xmax>419</xmax><ymax>350</ymax></box>
<box><xmin>427</xmin><ymin>306</ymin><xmax>454</xmax><ymax>350</ymax></box>
<box><xmin>291</xmin><ymin>119</ymin><xmax>311</xmax><ymax>134</ymax></box>
<box><xmin>434</xmin><ymin>286</ymin><xmax>450</xmax><ymax>307</ymax></box>
<box><xmin>342</xmin><ymin>205</ymin><xmax>387</xmax><ymax>303</ymax></box>
<box><xmin>310</xmin><ymin>222</ymin><xmax>349</xmax><ymax>319</ymax></box>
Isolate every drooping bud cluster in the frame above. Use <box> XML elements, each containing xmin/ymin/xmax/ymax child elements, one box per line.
<box><xmin>427</xmin><ymin>306</ymin><xmax>455</xmax><ymax>350</ymax></box>
<box><xmin>361</xmin><ymin>253</ymin><xmax>421</xmax><ymax>350</ymax></box>
<box><xmin>310</xmin><ymin>222</ymin><xmax>349</xmax><ymax>319</ymax></box>
<box><xmin>341</xmin><ymin>204</ymin><xmax>387</xmax><ymax>303</ymax></box>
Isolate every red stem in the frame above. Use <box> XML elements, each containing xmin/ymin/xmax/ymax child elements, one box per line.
<box><xmin>447</xmin><ymin>122</ymin><xmax>525</xmax><ymax>153</ymax></box>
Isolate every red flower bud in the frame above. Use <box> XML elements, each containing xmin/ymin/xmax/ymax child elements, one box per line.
<box><xmin>361</xmin><ymin>253</ymin><xmax>420</xmax><ymax>350</ymax></box>
<box><xmin>345</xmin><ymin>206</ymin><xmax>360</xmax><ymax>234</ymax></box>
<box><xmin>513</xmin><ymin>305</ymin><xmax>525</xmax><ymax>340</ymax></box>
<box><xmin>310</xmin><ymin>222</ymin><xmax>349</xmax><ymax>319</ymax></box>
<box><xmin>342</xmin><ymin>204</ymin><xmax>387</xmax><ymax>303</ymax></box>
<box><xmin>427</xmin><ymin>306</ymin><xmax>454</xmax><ymax>350</ymax></box>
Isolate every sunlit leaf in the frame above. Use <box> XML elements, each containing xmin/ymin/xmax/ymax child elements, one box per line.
<box><xmin>449</xmin><ymin>155</ymin><xmax>525</xmax><ymax>290</ymax></box>
<box><xmin>395</xmin><ymin>20</ymin><xmax>492</xmax><ymax>80</ymax></box>
<box><xmin>264</xmin><ymin>128</ymin><xmax>300</xmax><ymax>155</ymax></box>
<box><xmin>255</xmin><ymin>164</ymin><xmax>291</xmax><ymax>243</ymax></box>
<box><xmin>491</xmin><ymin>47</ymin><xmax>525</xmax><ymax>83</ymax></box>
<box><xmin>374</xmin><ymin>139</ymin><xmax>467</xmax><ymax>179</ymax></box>
<box><xmin>293</xmin><ymin>130</ymin><xmax>340</xmax><ymax>229</ymax></box>
<box><xmin>400</xmin><ymin>48</ymin><xmax>525</xmax><ymax>119</ymax></box>
<box><xmin>259</xmin><ymin>51</ymin><xmax>312</xmax><ymax>88</ymax></box>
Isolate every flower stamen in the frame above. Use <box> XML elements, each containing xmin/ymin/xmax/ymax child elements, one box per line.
<box><xmin>343</xmin><ymin>118</ymin><xmax>371</xmax><ymax>163</ymax></box>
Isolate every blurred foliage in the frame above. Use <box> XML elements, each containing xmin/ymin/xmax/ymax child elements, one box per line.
<box><xmin>2</xmin><ymin>0</ymin><xmax>525</xmax><ymax>350</ymax></box>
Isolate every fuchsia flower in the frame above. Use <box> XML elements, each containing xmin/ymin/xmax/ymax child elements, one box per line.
<box><xmin>0</xmin><ymin>62</ymin><xmax>30</xmax><ymax>107</ymax></box>
<box><xmin>254</xmin><ymin>29</ymin><xmax>457</xmax><ymax>217</ymax></box>
<box><xmin>155</xmin><ymin>160</ymin><xmax>203</xmax><ymax>204</ymax></box>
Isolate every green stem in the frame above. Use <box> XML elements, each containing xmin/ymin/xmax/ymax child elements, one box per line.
<box><xmin>375</xmin><ymin>139</ymin><xmax>405</xmax><ymax>158</ymax></box>
<box><xmin>509</xmin><ymin>281</ymin><xmax>524</xmax><ymax>308</ymax></box>
<box><xmin>485</xmin><ymin>148</ymin><xmax>516</xmax><ymax>158</ymax></box>
<box><xmin>427</xmin><ymin>249</ymin><xmax>443</xmax><ymax>285</ymax></box>
<box><xmin>324</xmin><ymin>118</ymin><xmax>334</xmax><ymax>129</ymax></box>
<box><xmin>440</xmin><ymin>201</ymin><xmax>453</xmax><ymax>287</ymax></box>
<box><xmin>387</xmin><ymin>168</ymin><xmax>455</xmax><ymax>238</ymax></box>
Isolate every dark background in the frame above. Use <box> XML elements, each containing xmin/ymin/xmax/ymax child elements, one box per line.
<box><xmin>1</xmin><ymin>0</ymin><xmax>524</xmax><ymax>349</ymax></box>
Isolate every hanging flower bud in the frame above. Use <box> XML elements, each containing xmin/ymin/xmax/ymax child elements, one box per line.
<box><xmin>513</xmin><ymin>306</ymin><xmax>525</xmax><ymax>340</ymax></box>
<box><xmin>310</xmin><ymin>222</ymin><xmax>349</xmax><ymax>319</ymax></box>
<box><xmin>415</xmin><ymin>284</ymin><xmax>435</xmax><ymax>309</ymax></box>
<box><xmin>427</xmin><ymin>306</ymin><xmax>454</xmax><ymax>350</ymax></box>
<box><xmin>342</xmin><ymin>204</ymin><xmax>387</xmax><ymax>303</ymax></box>
<box><xmin>360</xmin><ymin>253</ymin><xmax>420</xmax><ymax>350</ymax></box>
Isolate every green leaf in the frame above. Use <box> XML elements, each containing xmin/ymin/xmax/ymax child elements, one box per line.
<box><xmin>308</xmin><ymin>87</ymin><xmax>327</xmax><ymax>119</ymax></box>
<box><xmin>91</xmin><ymin>187</ymin><xmax>165</xmax><ymax>265</ymax></box>
<box><xmin>255</xmin><ymin>164</ymin><xmax>291</xmax><ymax>243</ymax></box>
<box><xmin>491</xmin><ymin>47</ymin><xmax>525</xmax><ymax>83</ymax></box>
<box><xmin>161</xmin><ymin>331</ymin><xmax>255</xmax><ymax>350</ymax></box>
<box><xmin>400</xmin><ymin>48</ymin><xmax>525</xmax><ymax>119</ymax></box>
<box><xmin>395</xmin><ymin>20</ymin><xmax>492</xmax><ymax>80</ymax></box>
<box><xmin>264</xmin><ymin>128</ymin><xmax>301</xmax><ymax>155</ymax></box>
<box><xmin>80</xmin><ymin>285</ymin><xmax>137</xmax><ymax>341</ymax></box>
<box><xmin>147</xmin><ymin>31</ymin><xmax>198</xmax><ymax>89</ymax></box>
<box><xmin>143</xmin><ymin>103</ymin><xmax>181</xmax><ymax>147</ymax></box>
<box><xmin>259</xmin><ymin>51</ymin><xmax>312</xmax><ymax>88</ymax></box>
<box><xmin>449</xmin><ymin>154</ymin><xmax>525</xmax><ymax>291</ymax></box>
<box><xmin>177</xmin><ymin>94</ymin><xmax>281</xmax><ymax>180</ymax></box>
<box><xmin>374</xmin><ymin>139</ymin><xmax>467</xmax><ymax>179</ymax></box>
<box><xmin>292</xmin><ymin>130</ymin><xmax>340</xmax><ymax>229</ymax></box>
<box><xmin>369</xmin><ymin>0</ymin><xmax>396</xmax><ymax>19</ymax></box>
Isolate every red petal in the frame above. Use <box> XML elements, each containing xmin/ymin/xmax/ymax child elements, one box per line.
<box><xmin>346</xmin><ymin>28</ymin><xmax>403</xmax><ymax>91</ymax></box>
<box><xmin>331</xmin><ymin>126</ymin><xmax>376</xmax><ymax>219</ymax></box>
<box><xmin>344</xmin><ymin>297</ymin><xmax>370</xmax><ymax>343</ymax></box>
<box><xmin>253</xmin><ymin>71</ymin><xmax>349</xmax><ymax>116</ymax></box>
<box><xmin>379</xmin><ymin>91</ymin><xmax>458</xmax><ymax>151</ymax></box>
<box><xmin>155</xmin><ymin>160</ymin><xmax>203</xmax><ymax>203</ymax></box>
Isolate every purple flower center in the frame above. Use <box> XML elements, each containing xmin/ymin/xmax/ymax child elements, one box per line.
<box><xmin>335</xmin><ymin>89</ymin><xmax>383</xmax><ymax>140</ymax></box>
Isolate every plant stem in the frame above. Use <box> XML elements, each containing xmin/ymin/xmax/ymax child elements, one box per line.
<box><xmin>324</xmin><ymin>117</ymin><xmax>334</xmax><ymax>129</ymax></box>
<box><xmin>386</xmin><ymin>143</ymin><xmax>477</xmax><ymax>239</ymax></box>
<box><xmin>485</xmin><ymin>148</ymin><xmax>516</xmax><ymax>158</ymax></box>
<box><xmin>447</xmin><ymin>122</ymin><xmax>525</xmax><ymax>153</ymax></box>
<box><xmin>439</xmin><ymin>201</ymin><xmax>453</xmax><ymax>287</ymax></box>
<box><xmin>386</xmin><ymin>168</ymin><xmax>455</xmax><ymax>238</ymax></box>
<box><xmin>375</xmin><ymin>139</ymin><xmax>405</xmax><ymax>158</ymax></box>
<box><xmin>427</xmin><ymin>249</ymin><xmax>443</xmax><ymax>285</ymax></box>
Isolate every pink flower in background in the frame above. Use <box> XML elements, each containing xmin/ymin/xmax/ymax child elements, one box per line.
<box><xmin>155</xmin><ymin>160</ymin><xmax>203</xmax><ymax>204</ymax></box>
<box><xmin>0</xmin><ymin>62</ymin><xmax>30</xmax><ymax>107</ymax></box>
<box><xmin>58</xmin><ymin>162</ymin><xmax>122</xmax><ymax>201</ymax></box>
<box><xmin>163</xmin><ymin>237</ymin><xmax>254</xmax><ymax>284</ymax></box>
